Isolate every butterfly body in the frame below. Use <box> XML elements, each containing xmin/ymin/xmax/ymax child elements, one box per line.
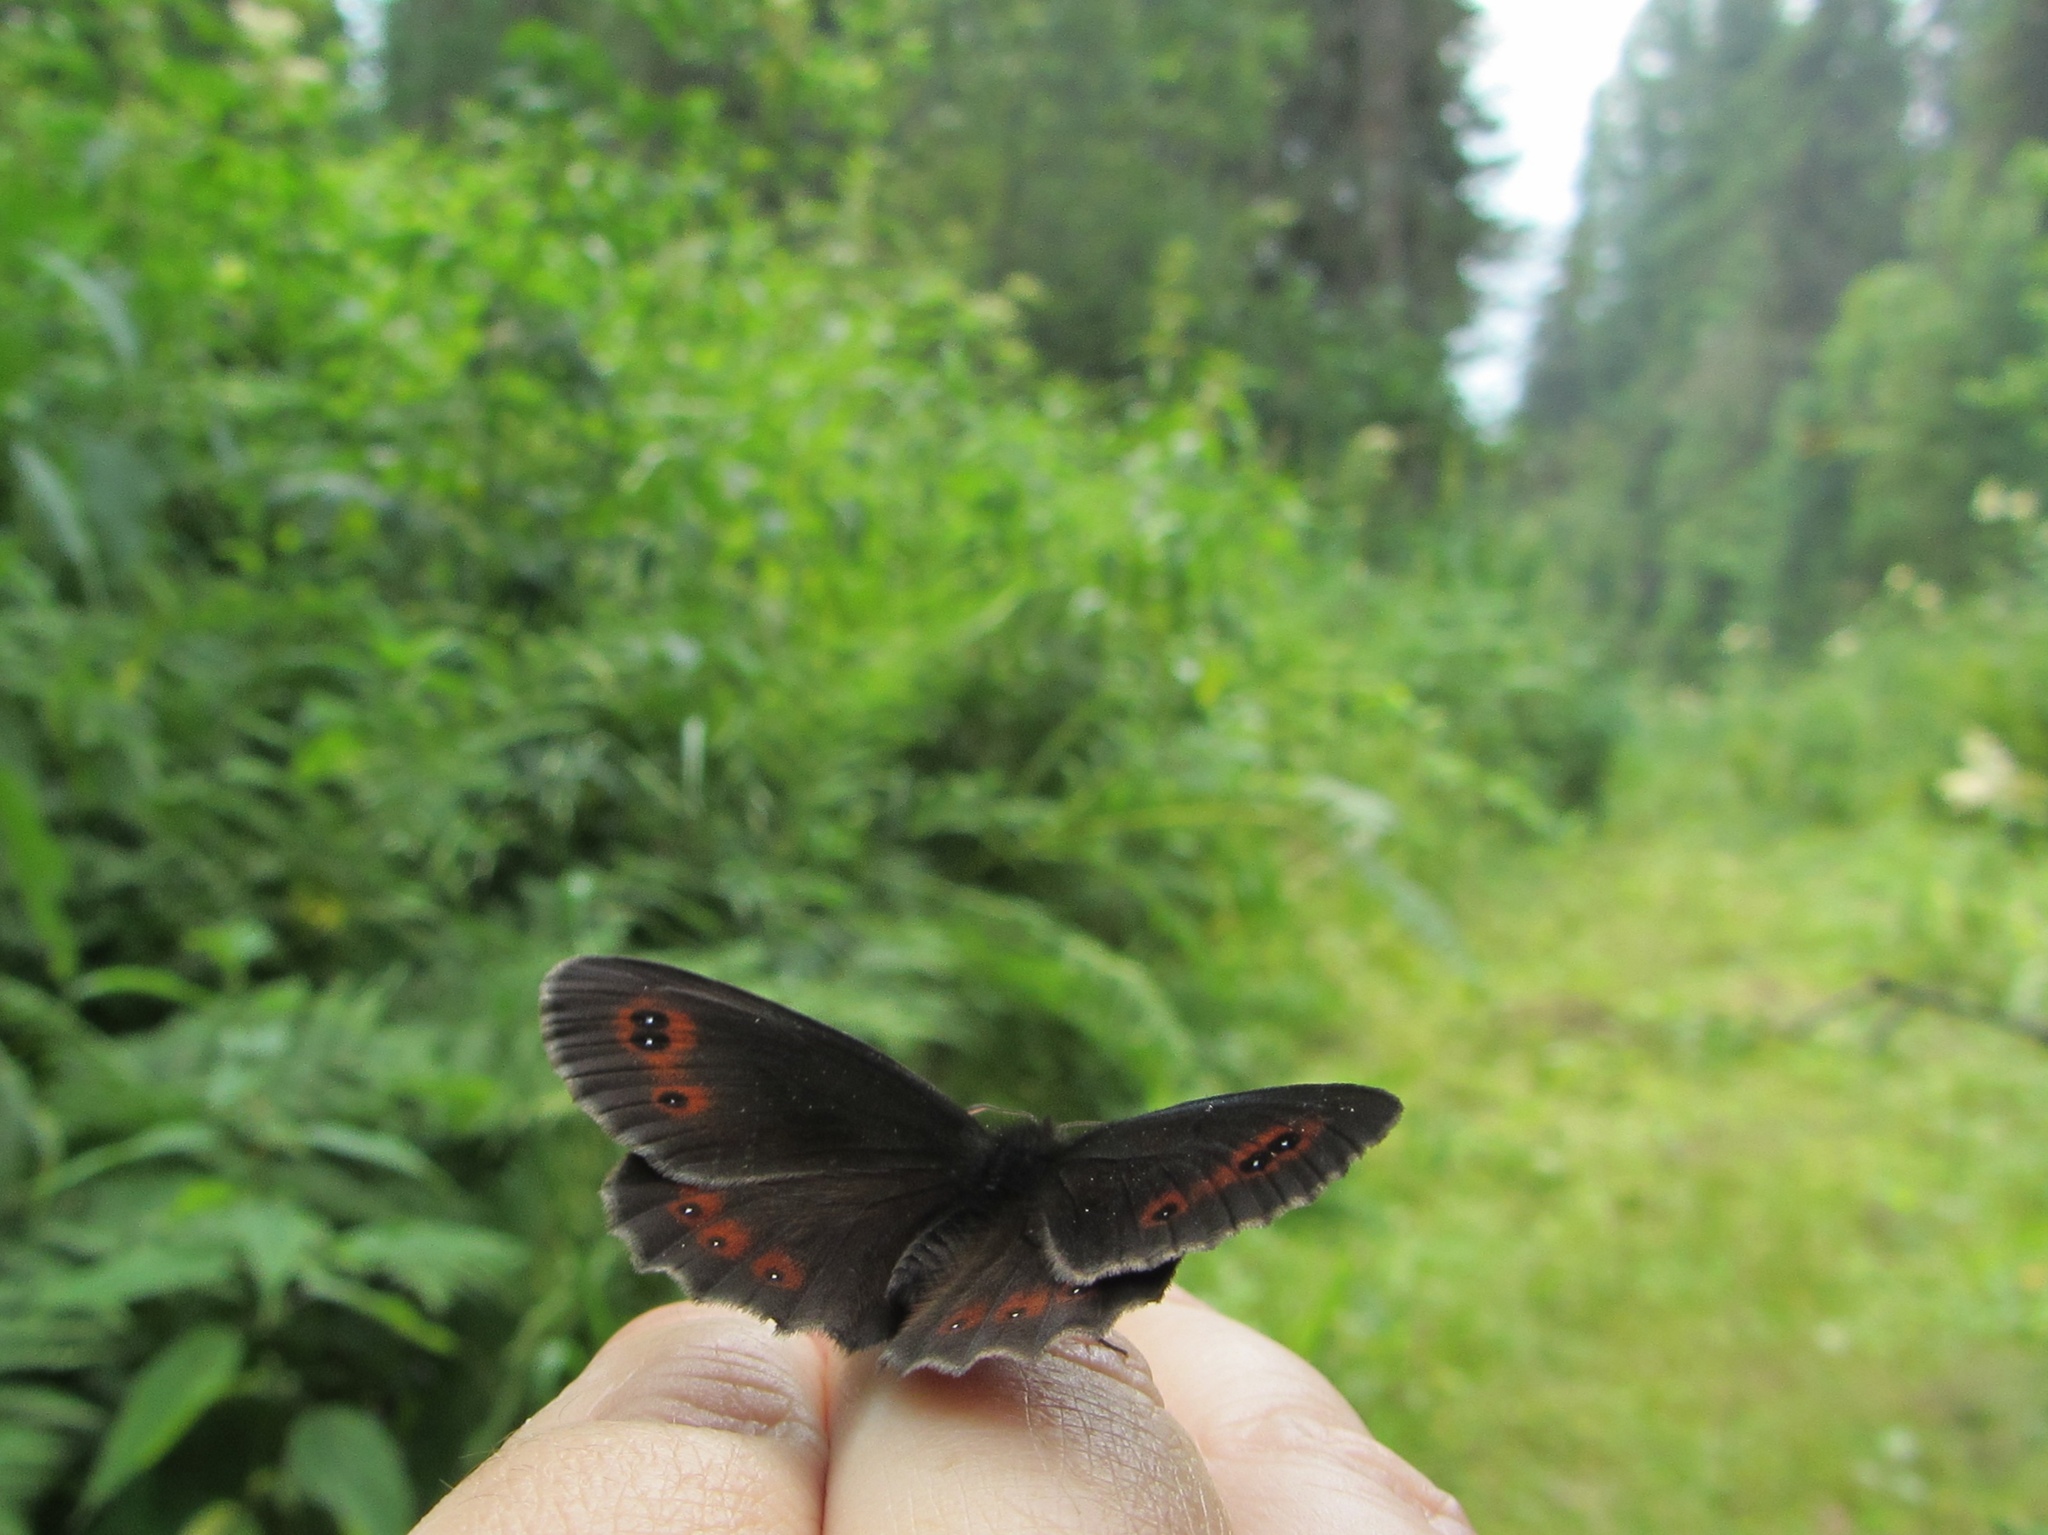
<box><xmin>544</xmin><ymin>955</ymin><xmax>1402</xmax><ymax>1373</ymax></box>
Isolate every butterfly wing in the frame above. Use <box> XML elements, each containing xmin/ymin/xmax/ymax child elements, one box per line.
<box><xmin>605</xmin><ymin>1154</ymin><xmax>967</xmax><ymax>1350</ymax></box>
<box><xmin>878</xmin><ymin>1207</ymin><xmax>1178</xmax><ymax>1375</ymax></box>
<box><xmin>542</xmin><ymin>956</ymin><xmax>987</xmax><ymax>1183</ymax></box>
<box><xmin>1032</xmin><ymin>1084</ymin><xmax>1402</xmax><ymax>1281</ymax></box>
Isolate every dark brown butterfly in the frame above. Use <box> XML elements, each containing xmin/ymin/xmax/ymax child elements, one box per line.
<box><xmin>542</xmin><ymin>955</ymin><xmax>1402</xmax><ymax>1373</ymax></box>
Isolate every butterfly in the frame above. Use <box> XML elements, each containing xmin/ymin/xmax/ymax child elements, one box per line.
<box><xmin>541</xmin><ymin>955</ymin><xmax>1403</xmax><ymax>1373</ymax></box>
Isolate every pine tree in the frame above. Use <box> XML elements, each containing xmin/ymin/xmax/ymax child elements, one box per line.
<box><xmin>1521</xmin><ymin>0</ymin><xmax>1912</xmax><ymax>660</ymax></box>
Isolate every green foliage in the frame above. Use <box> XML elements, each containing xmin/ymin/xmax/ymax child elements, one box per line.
<box><xmin>1784</xmin><ymin>143</ymin><xmax>2048</xmax><ymax>617</ymax></box>
<box><xmin>282</xmin><ymin>1408</ymin><xmax>414</xmax><ymax>1535</ymax></box>
<box><xmin>378</xmin><ymin>0</ymin><xmax>1497</xmax><ymax>501</ymax></box>
<box><xmin>79</xmin><ymin>1328</ymin><xmax>245</xmax><ymax>1514</ymax></box>
<box><xmin>881</xmin><ymin>0</ymin><xmax>1495</xmax><ymax>511</ymax></box>
<box><xmin>383</xmin><ymin>0</ymin><xmax>910</xmax><ymax>204</ymax></box>
<box><xmin>0</xmin><ymin>5</ymin><xmax>1581</xmax><ymax>1530</ymax></box>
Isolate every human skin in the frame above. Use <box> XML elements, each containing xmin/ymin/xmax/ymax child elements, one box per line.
<box><xmin>414</xmin><ymin>1288</ymin><xmax>1474</xmax><ymax>1535</ymax></box>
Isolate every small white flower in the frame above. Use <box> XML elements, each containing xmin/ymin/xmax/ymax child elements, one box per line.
<box><xmin>1971</xmin><ymin>478</ymin><xmax>2040</xmax><ymax>524</ymax></box>
<box><xmin>231</xmin><ymin>0</ymin><xmax>301</xmax><ymax>50</ymax></box>
<box><xmin>1719</xmin><ymin>622</ymin><xmax>1767</xmax><ymax>655</ymax></box>
<box><xmin>1938</xmin><ymin>729</ymin><xmax>2047</xmax><ymax>822</ymax></box>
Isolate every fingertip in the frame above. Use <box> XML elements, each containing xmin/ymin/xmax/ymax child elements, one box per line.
<box><xmin>415</xmin><ymin>1304</ymin><xmax>830</xmax><ymax>1535</ymax></box>
<box><xmin>525</xmin><ymin>1301</ymin><xmax>829</xmax><ymax>1450</ymax></box>
<box><xmin>1120</xmin><ymin>1291</ymin><xmax>1471</xmax><ymax>1535</ymax></box>
<box><xmin>827</xmin><ymin>1337</ymin><xmax>1226</xmax><ymax>1535</ymax></box>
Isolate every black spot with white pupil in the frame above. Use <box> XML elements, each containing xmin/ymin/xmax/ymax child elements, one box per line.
<box><xmin>707</xmin><ymin>1236</ymin><xmax>725</xmax><ymax>1249</ymax></box>
<box><xmin>679</xmin><ymin>1203</ymin><xmax>700</xmax><ymax>1218</ymax></box>
<box><xmin>1006</xmin><ymin>1308</ymin><xmax>1025</xmax><ymax>1319</ymax></box>
<box><xmin>629</xmin><ymin>1010</ymin><xmax>670</xmax><ymax>1051</ymax></box>
<box><xmin>1239</xmin><ymin>1128</ymin><xmax>1303</xmax><ymax>1173</ymax></box>
<box><xmin>659</xmin><ymin>1090</ymin><xmax>689</xmax><ymax>1107</ymax></box>
<box><xmin>764</xmin><ymin>1268</ymin><xmax>783</xmax><ymax>1282</ymax></box>
<box><xmin>1150</xmin><ymin>1201</ymin><xmax>1183</xmax><ymax>1222</ymax></box>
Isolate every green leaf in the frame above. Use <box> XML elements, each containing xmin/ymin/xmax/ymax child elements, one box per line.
<box><xmin>78</xmin><ymin>1325</ymin><xmax>246</xmax><ymax>1512</ymax></box>
<box><xmin>31</xmin><ymin>250</ymin><xmax>140</xmax><ymax>369</ymax></box>
<box><xmin>0</xmin><ymin>1046</ymin><xmax>56</xmax><ymax>1199</ymax></box>
<box><xmin>0</xmin><ymin>1384</ymin><xmax>105</xmax><ymax>1434</ymax></box>
<box><xmin>6</xmin><ymin>443</ymin><xmax>100</xmax><ymax>602</ymax></box>
<box><xmin>0</xmin><ymin>759</ymin><xmax>77</xmax><ymax>982</ymax></box>
<box><xmin>0</xmin><ymin>1422</ymin><xmax>72</xmax><ymax>1510</ymax></box>
<box><xmin>303</xmin><ymin>1124</ymin><xmax>435</xmax><ymax>1181</ymax></box>
<box><xmin>67</xmin><ymin>968</ymin><xmax>210</xmax><ymax>1008</ymax></box>
<box><xmin>1299</xmin><ymin>777</ymin><xmax>1469</xmax><ymax>969</ymax></box>
<box><xmin>0</xmin><ymin>1311</ymin><xmax>118</xmax><ymax>1373</ymax></box>
<box><xmin>300</xmin><ymin>1272</ymin><xmax>458</xmax><ymax>1355</ymax></box>
<box><xmin>0</xmin><ymin>977</ymin><xmax>87</xmax><ymax>1049</ymax></box>
<box><xmin>329</xmin><ymin>1221</ymin><xmax>526</xmax><ymax>1311</ymax></box>
<box><xmin>284</xmin><ymin>1407</ymin><xmax>415</xmax><ymax>1535</ymax></box>
<box><xmin>39</xmin><ymin>1244</ymin><xmax>240</xmax><ymax>1313</ymax></box>
<box><xmin>204</xmin><ymin>1199</ymin><xmax>331</xmax><ymax>1312</ymax></box>
<box><xmin>36</xmin><ymin>1122</ymin><xmax>224</xmax><ymax>1198</ymax></box>
<box><xmin>177</xmin><ymin>1501</ymin><xmax>263</xmax><ymax>1535</ymax></box>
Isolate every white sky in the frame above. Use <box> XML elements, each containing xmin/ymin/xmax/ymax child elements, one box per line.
<box><xmin>1457</xmin><ymin>0</ymin><xmax>1652</xmax><ymax>424</ymax></box>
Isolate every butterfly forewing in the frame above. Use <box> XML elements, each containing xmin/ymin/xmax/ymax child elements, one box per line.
<box><xmin>606</xmin><ymin>1154</ymin><xmax>965</xmax><ymax>1351</ymax></box>
<box><xmin>543</xmin><ymin>957</ymin><xmax>986</xmax><ymax>1183</ymax></box>
<box><xmin>1033</xmin><ymin>1085</ymin><xmax>1403</xmax><ymax>1281</ymax></box>
<box><xmin>880</xmin><ymin>1208</ymin><xmax>1178</xmax><ymax>1375</ymax></box>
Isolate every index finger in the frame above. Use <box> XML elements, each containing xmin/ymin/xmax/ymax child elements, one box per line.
<box><xmin>1118</xmin><ymin>1290</ymin><xmax>1475</xmax><ymax>1535</ymax></box>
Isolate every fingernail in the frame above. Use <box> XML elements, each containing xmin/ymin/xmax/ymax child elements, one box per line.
<box><xmin>590</xmin><ymin>1338</ymin><xmax>817</xmax><ymax>1440</ymax></box>
<box><xmin>532</xmin><ymin>1306</ymin><xmax>825</xmax><ymax>1452</ymax></box>
<box><xmin>1048</xmin><ymin>1330</ymin><xmax>1165</xmax><ymax>1406</ymax></box>
<box><xmin>1428</xmin><ymin>1494</ymin><xmax>1478</xmax><ymax>1534</ymax></box>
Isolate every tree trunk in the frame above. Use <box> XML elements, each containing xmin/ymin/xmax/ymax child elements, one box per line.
<box><xmin>1358</xmin><ymin>0</ymin><xmax>1410</xmax><ymax>301</ymax></box>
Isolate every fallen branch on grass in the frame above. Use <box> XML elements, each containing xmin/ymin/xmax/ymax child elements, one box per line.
<box><xmin>1867</xmin><ymin>975</ymin><xmax>2048</xmax><ymax>1049</ymax></box>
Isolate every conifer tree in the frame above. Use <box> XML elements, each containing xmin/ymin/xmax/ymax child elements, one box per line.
<box><xmin>1522</xmin><ymin>0</ymin><xmax>1912</xmax><ymax>659</ymax></box>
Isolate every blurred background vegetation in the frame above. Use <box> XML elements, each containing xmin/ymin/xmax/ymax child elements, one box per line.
<box><xmin>1</xmin><ymin>0</ymin><xmax>2045</xmax><ymax>1531</ymax></box>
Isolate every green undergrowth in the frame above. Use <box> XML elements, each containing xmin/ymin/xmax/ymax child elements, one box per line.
<box><xmin>0</xmin><ymin>11</ymin><xmax>1599</xmax><ymax>1532</ymax></box>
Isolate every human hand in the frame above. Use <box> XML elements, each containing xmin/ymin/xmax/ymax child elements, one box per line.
<box><xmin>414</xmin><ymin>1288</ymin><xmax>1473</xmax><ymax>1534</ymax></box>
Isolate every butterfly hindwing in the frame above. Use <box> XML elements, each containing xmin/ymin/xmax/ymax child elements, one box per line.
<box><xmin>1032</xmin><ymin>1085</ymin><xmax>1403</xmax><ymax>1281</ymax></box>
<box><xmin>879</xmin><ymin>1207</ymin><xmax>1178</xmax><ymax>1375</ymax></box>
<box><xmin>605</xmin><ymin>1154</ymin><xmax>968</xmax><ymax>1351</ymax></box>
<box><xmin>544</xmin><ymin>957</ymin><xmax>987</xmax><ymax>1183</ymax></box>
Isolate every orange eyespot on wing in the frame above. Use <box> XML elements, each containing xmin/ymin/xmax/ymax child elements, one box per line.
<box><xmin>602</xmin><ymin>1153</ymin><xmax>971</xmax><ymax>1354</ymax></box>
<box><xmin>996</xmin><ymin>1288</ymin><xmax>1050</xmax><ymax>1322</ymax></box>
<box><xmin>697</xmin><ymin>1219</ymin><xmax>750</xmax><ymax>1256</ymax></box>
<box><xmin>667</xmin><ymin>1186</ymin><xmax>723</xmax><ymax>1225</ymax></box>
<box><xmin>752</xmin><ymin>1251</ymin><xmax>805</xmax><ymax>1290</ymax></box>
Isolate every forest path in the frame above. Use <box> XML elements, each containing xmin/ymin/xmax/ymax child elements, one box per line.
<box><xmin>1187</xmin><ymin>813</ymin><xmax>2048</xmax><ymax>1535</ymax></box>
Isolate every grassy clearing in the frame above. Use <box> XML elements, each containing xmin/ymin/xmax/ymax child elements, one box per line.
<box><xmin>1188</xmin><ymin>784</ymin><xmax>2048</xmax><ymax>1534</ymax></box>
